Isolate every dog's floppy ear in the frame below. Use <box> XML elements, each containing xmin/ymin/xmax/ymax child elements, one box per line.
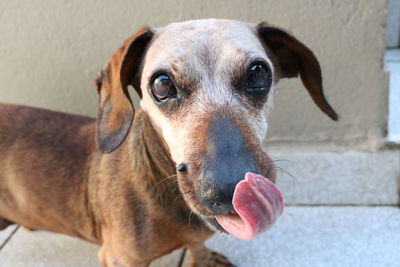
<box><xmin>95</xmin><ymin>27</ymin><xmax>153</xmax><ymax>153</ymax></box>
<box><xmin>257</xmin><ymin>22</ymin><xmax>338</xmax><ymax>121</ymax></box>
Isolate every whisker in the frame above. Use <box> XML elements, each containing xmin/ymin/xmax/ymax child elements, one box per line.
<box><xmin>276</xmin><ymin>166</ymin><xmax>293</xmax><ymax>177</ymax></box>
<box><xmin>151</xmin><ymin>174</ymin><xmax>178</xmax><ymax>190</ymax></box>
<box><xmin>174</xmin><ymin>190</ymin><xmax>193</xmax><ymax>202</ymax></box>
<box><xmin>271</xmin><ymin>158</ymin><xmax>299</xmax><ymax>187</ymax></box>
<box><xmin>275</xmin><ymin>166</ymin><xmax>298</xmax><ymax>187</ymax></box>
<box><xmin>272</xmin><ymin>159</ymin><xmax>295</xmax><ymax>164</ymax></box>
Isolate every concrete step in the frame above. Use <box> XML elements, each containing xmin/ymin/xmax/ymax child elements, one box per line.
<box><xmin>0</xmin><ymin>207</ymin><xmax>399</xmax><ymax>267</ymax></box>
<box><xmin>0</xmin><ymin>228</ymin><xmax>182</xmax><ymax>267</ymax></box>
<box><xmin>270</xmin><ymin>148</ymin><xmax>400</xmax><ymax>205</ymax></box>
<box><xmin>207</xmin><ymin>206</ymin><xmax>400</xmax><ymax>267</ymax></box>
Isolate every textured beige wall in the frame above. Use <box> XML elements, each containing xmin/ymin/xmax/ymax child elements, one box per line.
<box><xmin>0</xmin><ymin>0</ymin><xmax>388</xmax><ymax>144</ymax></box>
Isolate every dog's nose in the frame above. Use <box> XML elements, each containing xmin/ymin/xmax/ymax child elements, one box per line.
<box><xmin>177</xmin><ymin>163</ymin><xmax>187</xmax><ymax>172</ymax></box>
<box><xmin>197</xmin><ymin>116</ymin><xmax>258</xmax><ymax>215</ymax></box>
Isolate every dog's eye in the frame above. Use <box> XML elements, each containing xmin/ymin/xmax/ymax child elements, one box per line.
<box><xmin>151</xmin><ymin>74</ymin><xmax>177</xmax><ymax>101</ymax></box>
<box><xmin>246</xmin><ymin>63</ymin><xmax>272</xmax><ymax>93</ymax></box>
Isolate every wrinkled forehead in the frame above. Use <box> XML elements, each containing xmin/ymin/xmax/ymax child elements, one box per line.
<box><xmin>143</xmin><ymin>19</ymin><xmax>270</xmax><ymax>78</ymax></box>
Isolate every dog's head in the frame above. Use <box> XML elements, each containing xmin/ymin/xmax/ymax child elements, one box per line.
<box><xmin>95</xmin><ymin>19</ymin><xmax>337</xmax><ymax>239</ymax></box>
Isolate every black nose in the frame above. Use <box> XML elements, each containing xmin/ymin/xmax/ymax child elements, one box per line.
<box><xmin>197</xmin><ymin>117</ymin><xmax>257</xmax><ymax>215</ymax></box>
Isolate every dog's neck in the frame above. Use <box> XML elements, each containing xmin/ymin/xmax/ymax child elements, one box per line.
<box><xmin>129</xmin><ymin>109</ymin><xmax>176</xmax><ymax>187</ymax></box>
<box><xmin>125</xmin><ymin>109</ymin><xmax>205</xmax><ymax>228</ymax></box>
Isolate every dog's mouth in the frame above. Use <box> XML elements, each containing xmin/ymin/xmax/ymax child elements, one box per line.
<box><xmin>210</xmin><ymin>172</ymin><xmax>284</xmax><ymax>240</ymax></box>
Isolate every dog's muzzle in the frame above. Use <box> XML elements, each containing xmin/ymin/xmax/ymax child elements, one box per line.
<box><xmin>196</xmin><ymin>117</ymin><xmax>284</xmax><ymax>240</ymax></box>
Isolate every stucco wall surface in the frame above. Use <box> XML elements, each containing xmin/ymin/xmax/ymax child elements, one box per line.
<box><xmin>0</xmin><ymin>0</ymin><xmax>388</xmax><ymax>144</ymax></box>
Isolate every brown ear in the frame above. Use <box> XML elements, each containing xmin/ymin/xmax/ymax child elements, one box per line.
<box><xmin>257</xmin><ymin>22</ymin><xmax>338</xmax><ymax>121</ymax></box>
<box><xmin>95</xmin><ymin>27</ymin><xmax>153</xmax><ymax>153</ymax></box>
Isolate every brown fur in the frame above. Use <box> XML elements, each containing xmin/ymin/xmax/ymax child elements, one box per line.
<box><xmin>0</xmin><ymin>19</ymin><xmax>337</xmax><ymax>267</ymax></box>
<box><xmin>0</xmin><ymin>104</ymin><xmax>220</xmax><ymax>266</ymax></box>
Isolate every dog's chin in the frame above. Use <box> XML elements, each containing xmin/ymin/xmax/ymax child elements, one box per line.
<box><xmin>183</xmin><ymin>200</ymin><xmax>228</xmax><ymax>233</ymax></box>
<box><xmin>197</xmin><ymin>214</ymin><xmax>228</xmax><ymax>234</ymax></box>
<box><xmin>177</xmin><ymin>188</ymin><xmax>230</xmax><ymax>234</ymax></box>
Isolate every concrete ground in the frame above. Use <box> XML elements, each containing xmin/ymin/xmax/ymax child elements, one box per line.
<box><xmin>1</xmin><ymin>206</ymin><xmax>399</xmax><ymax>267</ymax></box>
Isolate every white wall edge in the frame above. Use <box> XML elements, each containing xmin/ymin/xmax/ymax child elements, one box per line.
<box><xmin>384</xmin><ymin>49</ymin><xmax>400</xmax><ymax>143</ymax></box>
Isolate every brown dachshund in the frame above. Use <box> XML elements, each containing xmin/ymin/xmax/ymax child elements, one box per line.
<box><xmin>0</xmin><ymin>19</ymin><xmax>337</xmax><ymax>266</ymax></box>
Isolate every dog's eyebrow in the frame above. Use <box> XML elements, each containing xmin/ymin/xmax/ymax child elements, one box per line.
<box><xmin>160</xmin><ymin>63</ymin><xmax>201</xmax><ymax>93</ymax></box>
<box><xmin>173</xmin><ymin>72</ymin><xmax>200</xmax><ymax>93</ymax></box>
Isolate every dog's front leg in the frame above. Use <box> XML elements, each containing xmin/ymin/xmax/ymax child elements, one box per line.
<box><xmin>186</xmin><ymin>243</ymin><xmax>234</xmax><ymax>267</ymax></box>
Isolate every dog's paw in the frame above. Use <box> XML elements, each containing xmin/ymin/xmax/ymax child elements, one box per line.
<box><xmin>186</xmin><ymin>245</ymin><xmax>235</xmax><ymax>267</ymax></box>
<box><xmin>205</xmin><ymin>251</ymin><xmax>235</xmax><ymax>267</ymax></box>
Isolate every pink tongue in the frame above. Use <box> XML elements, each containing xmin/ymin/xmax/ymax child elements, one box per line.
<box><xmin>214</xmin><ymin>172</ymin><xmax>284</xmax><ymax>240</ymax></box>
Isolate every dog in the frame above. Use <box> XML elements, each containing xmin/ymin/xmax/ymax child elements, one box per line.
<box><xmin>0</xmin><ymin>19</ymin><xmax>337</xmax><ymax>266</ymax></box>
